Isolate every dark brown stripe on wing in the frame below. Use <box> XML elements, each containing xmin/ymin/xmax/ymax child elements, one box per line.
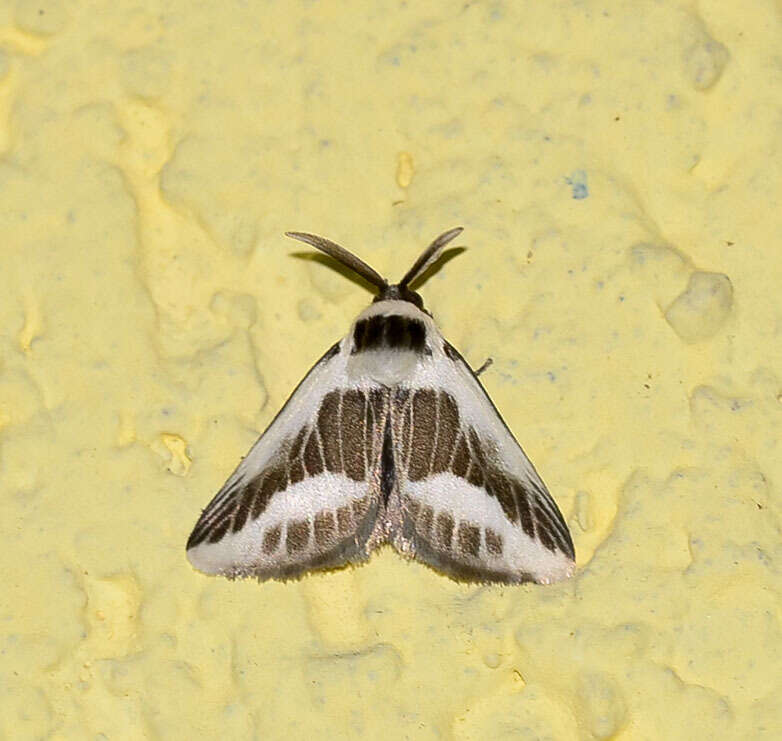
<box><xmin>534</xmin><ymin>516</ymin><xmax>556</xmax><ymax>553</ymax></box>
<box><xmin>533</xmin><ymin>503</ymin><xmax>572</xmax><ymax>556</ymax></box>
<box><xmin>435</xmin><ymin>512</ymin><xmax>454</xmax><ymax>549</ymax></box>
<box><xmin>341</xmin><ymin>389</ymin><xmax>367</xmax><ymax>481</ymax></box>
<box><xmin>513</xmin><ymin>480</ymin><xmax>536</xmax><ymax>539</ymax></box>
<box><xmin>263</xmin><ymin>525</ymin><xmax>281</xmax><ymax>554</ymax></box>
<box><xmin>394</xmin><ymin>388</ymin><xmax>413</xmax><ymax>468</ymax></box>
<box><xmin>457</xmin><ymin>523</ymin><xmax>481</xmax><ymax>557</ymax></box>
<box><xmin>277</xmin><ymin>461</ymin><xmax>290</xmax><ymax>493</ymax></box>
<box><xmin>264</xmin><ymin>462</ymin><xmax>287</xmax><ymax>499</ymax></box>
<box><xmin>431</xmin><ymin>392</ymin><xmax>459</xmax><ymax>474</ymax></box>
<box><xmin>303</xmin><ymin>429</ymin><xmax>325</xmax><ymax>476</ymax></box>
<box><xmin>466</xmin><ymin>428</ymin><xmax>488</xmax><ymax>487</ymax></box>
<box><xmin>288</xmin><ymin>427</ymin><xmax>307</xmax><ymax>485</ymax></box>
<box><xmin>336</xmin><ymin>505</ymin><xmax>352</xmax><ymax>536</ymax></box>
<box><xmin>187</xmin><ymin>527</ymin><xmax>208</xmax><ymax>549</ymax></box>
<box><xmin>250</xmin><ymin>475</ymin><xmax>268</xmax><ymax>520</ymax></box>
<box><xmin>314</xmin><ymin>510</ymin><xmax>336</xmax><ymax>547</ymax></box>
<box><xmin>487</xmin><ymin>470</ymin><xmax>519</xmax><ymax>525</ymax></box>
<box><xmin>286</xmin><ymin>519</ymin><xmax>310</xmax><ymax>553</ymax></box>
<box><xmin>451</xmin><ymin>432</ymin><xmax>470</xmax><ymax>478</ymax></box>
<box><xmin>289</xmin><ymin>427</ymin><xmax>306</xmax><ymax>459</ymax></box>
<box><xmin>408</xmin><ymin>389</ymin><xmax>437</xmax><ymax>481</ymax></box>
<box><xmin>197</xmin><ymin>466</ymin><xmax>280</xmax><ymax>542</ymax></box>
<box><xmin>468</xmin><ymin>428</ymin><xmax>488</xmax><ymax>469</ymax></box>
<box><xmin>527</xmin><ymin>479</ymin><xmax>574</xmax><ymax>556</ymax></box>
<box><xmin>231</xmin><ymin>489</ymin><xmax>253</xmax><ymax>533</ymax></box>
<box><xmin>188</xmin><ymin>482</ymin><xmax>240</xmax><ymax>547</ymax></box>
<box><xmin>485</xmin><ymin>528</ymin><xmax>503</xmax><ymax>556</ymax></box>
<box><xmin>318</xmin><ymin>391</ymin><xmax>342</xmax><ymax>473</ymax></box>
<box><xmin>208</xmin><ymin>518</ymin><xmax>231</xmax><ymax>543</ymax></box>
<box><xmin>419</xmin><ymin>505</ymin><xmax>434</xmax><ymax>537</ymax></box>
<box><xmin>352</xmin><ymin>495</ymin><xmax>370</xmax><ymax>520</ymax></box>
<box><xmin>466</xmin><ymin>457</ymin><xmax>484</xmax><ymax>488</ymax></box>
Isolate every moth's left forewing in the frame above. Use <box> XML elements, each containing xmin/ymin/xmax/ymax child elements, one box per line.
<box><xmin>186</xmin><ymin>339</ymin><xmax>386</xmax><ymax>580</ymax></box>
<box><xmin>393</xmin><ymin>319</ymin><xmax>576</xmax><ymax>585</ymax></box>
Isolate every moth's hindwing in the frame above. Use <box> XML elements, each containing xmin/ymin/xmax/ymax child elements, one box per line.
<box><xmin>186</xmin><ymin>341</ymin><xmax>388</xmax><ymax>580</ymax></box>
<box><xmin>389</xmin><ymin>330</ymin><xmax>576</xmax><ymax>585</ymax></box>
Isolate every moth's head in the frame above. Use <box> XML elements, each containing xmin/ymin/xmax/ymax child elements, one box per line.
<box><xmin>284</xmin><ymin>227</ymin><xmax>464</xmax><ymax>313</ymax></box>
<box><xmin>373</xmin><ymin>282</ymin><xmax>424</xmax><ymax>310</ymax></box>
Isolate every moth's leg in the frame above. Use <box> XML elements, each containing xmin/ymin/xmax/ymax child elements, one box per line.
<box><xmin>474</xmin><ymin>358</ymin><xmax>493</xmax><ymax>376</ymax></box>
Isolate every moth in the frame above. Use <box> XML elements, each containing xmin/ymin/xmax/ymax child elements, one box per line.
<box><xmin>186</xmin><ymin>228</ymin><xmax>575</xmax><ymax>584</ymax></box>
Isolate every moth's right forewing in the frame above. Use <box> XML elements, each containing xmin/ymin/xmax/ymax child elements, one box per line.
<box><xmin>393</xmin><ymin>335</ymin><xmax>576</xmax><ymax>585</ymax></box>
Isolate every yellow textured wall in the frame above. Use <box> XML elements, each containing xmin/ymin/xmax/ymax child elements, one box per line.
<box><xmin>1</xmin><ymin>0</ymin><xmax>780</xmax><ymax>738</ymax></box>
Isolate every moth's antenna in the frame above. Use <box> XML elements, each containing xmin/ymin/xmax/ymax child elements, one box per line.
<box><xmin>399</xmin><ymin>227</ymin><xmax>464</xmax><ymax>288</ymax></box>
<box><xmin>285</xmin><ymin>232</ymin><xmax>387</xmax><ymax>290</ymax></box>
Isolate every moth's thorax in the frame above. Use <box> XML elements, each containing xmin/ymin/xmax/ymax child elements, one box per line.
<box><xmin>346</xmin><ymin>299</ymin><xmax>436</xmax><ymax>385</ymax></box>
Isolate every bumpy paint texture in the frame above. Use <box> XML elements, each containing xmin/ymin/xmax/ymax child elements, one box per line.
<box><xmin>1</xmin><ymin>1</ymin><xmax>780</xmax><ymax>738</ymax></box>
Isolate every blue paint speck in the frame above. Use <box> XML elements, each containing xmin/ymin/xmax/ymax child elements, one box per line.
<box><xmin>565</xmin><ymin>170</ymin><xmax>589</xmax><ymax>199</ymax></box>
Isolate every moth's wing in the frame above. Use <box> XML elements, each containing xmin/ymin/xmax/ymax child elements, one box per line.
<box><xmin>186</xmin><ymin>340</ymin><xmax>388</xmax><ymax>580</ymax></box>
<box><xmin>391</xmin><ymin>337</ymin><xmax>575</xmax><ymax>585</ymax></box>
